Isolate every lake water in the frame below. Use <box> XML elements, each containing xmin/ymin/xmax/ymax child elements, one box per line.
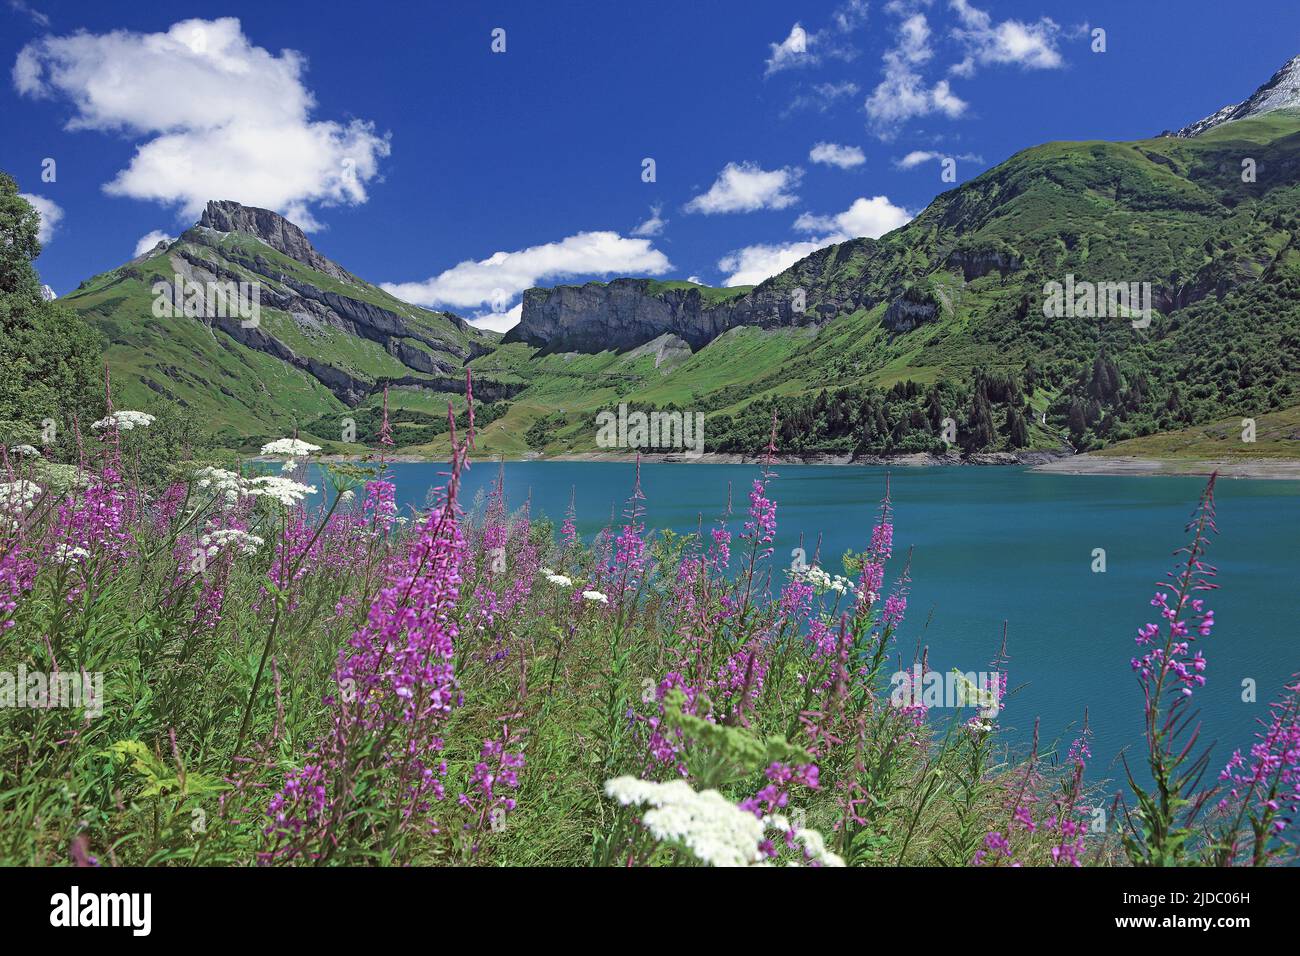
<box><xmin>323</xmin><ymin>460</ymin><xmax>1300</xmax><ymax>789</ymax></box>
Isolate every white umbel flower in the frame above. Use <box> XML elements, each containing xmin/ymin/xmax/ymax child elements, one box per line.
<box><xmin>260</xmin><ymin>438</ymin><xmax>321</xmax><ymax>457</ymax></box>
<box><xmin>545</xmin><ymin>572</ymin><xmax>573</xmax><ymax>588</ymax></box>
<box><xmin>246</xmin><ymin>476</ymin><xmax>317</xmax><ymax>507</ymax></box>
<box><xmin>51</xmin><ymin>544</ymin><xmax>91</xmax><ymax>564</ymax></box>
<box><xmin>199</xmin><ymin>529</ymin><xmax>265</xmax><ymax>557</ymax></box>
<box><xmin>582</xmin><ymin>590</ymin><xmax>609</xmax><ymax>604</ymax></box>
<box><xmin>0</xmin><ymin>480</ymin><xmax>42</xmax><ymax>512</ymax></box>
<box><xmin>604</xmin><ymin>776</ymin><xmax>766</xmax><ymax>867</ymax></box>
<box><xmin>765</xmin><ymin>814</ymin><xmax>846</xmax><ymax>867</ymax></box>
<box><xmin>8</xmin><ymin>444</ymin><xmax>39</xmax><ymax>458</ymax></box>
<box><xmin>91</xmin><ymin>410</ymin><xmax>155</xmax><ymax>431</ymax></box>
<box><xmin>194</xmin><ymin>467</ymin><xmax>247</xmax><ymax>504</ymax></box>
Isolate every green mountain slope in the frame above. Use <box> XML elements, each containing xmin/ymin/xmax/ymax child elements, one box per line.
<box><xmin>63</xmin><ymin>200</ymin><xmax>507</xmax><ymax>449</ymax></box>
<box><xmin>56</xmin><ymin>106</ymin><xmax>1300</xmax><ymax>460</ymax></box>
<box><xmin>476</xmin><ymin>109</ymin><xmax>1300</xmax><ymax>459</ymax></box>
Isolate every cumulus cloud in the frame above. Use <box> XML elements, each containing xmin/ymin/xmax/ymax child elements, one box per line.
<box><xmin>719</xmin><ymin>194</ymin><xmax>913</xmax><ymax>286</ymax></box>
<box><xmin>895</xmin><ymin>149</ymin><xmax>983</xmax><ymax>169</ymax></box>
<box><xmin>467</xmin><ymin>303</ymin><xmax>522</xmax><ymax>334</ymax></box>
<box><xmin>949</xmin><ymin>0</ymin><xmax>1063</xmax><ymax>75</ymax></box>
<box><xmin>382</xmin><ymin>231</ymin><xmax>672</xmax><ymax>311</ymax></box>
<box><xmin>133</xmin><ymin>230</ymin><xmax>174</xmax><ymax>257</ymax></box>
<box><xmin>897</xmin><ymin>11</ymin><xmax>934</xmax><ymax>64</ymax></box>
<box><xmin>683</xmin><ymin>162</ymin><xmax>802</xmax><ymax>215</ymax></box>
<box><xmin>765</xmin><ymin>23</ymin><xmax>814</xmax><ymax>76</ymax></box>
<box><xmin>809</xmin><ymin>142</ymin><xmax>866</xmax><ymax>168</ymax></box>
<box><xmin>13</xmin><ymin>18</ymin><xmax>390</xmax><ymax>227</ymax></box>
<box><xmin>631</xmin><ymin>204</ymin><xmax>667</xmax><ymax>237</ymax></box>
<box><xmin>19</xmin><ymin>192</ymin><xmax>61</xmax><ymax>243</ymax></box>
<box><xmin>793</xmin><ymin>195</ymin><xmax>912</xmax><ymax>238</ymax></box>
<box><xmin>865</xmin><ymin>12</ymin><xmax>967</xmax><ymax>135</ymax></box>
<box><xmin>718</xmin><ymin>240</ymin><xmax>830</xmax><ymax>287</ymax></box>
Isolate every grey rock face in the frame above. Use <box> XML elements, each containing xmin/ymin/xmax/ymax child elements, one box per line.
<box><xmin>197</xmin><ymin>199</ymin><xmax>354</xmax><ymax>281</ymax></box>
<box><xmin>1168</xmin><ymin>54</ymin><xmax>1300</xmax><ymax>137</ymax></box>
<box><xmin>162</xmin><ymin>213</ymin><xmax>491</xmax><ymax>406</ymax></box>
<box><xmin>945</xmin><ymin>247</ymin><xmax>1020</xmax><ymax>281</ymax></box>
<box><xmin>882</xmin><ymin>289</ymin><xmax>939</xmax><ymax>333</ymax></box>
<box><xmin>505</xmin><ymin>278</ymin><xmax>822</xmax><ymax>353</ymax></box>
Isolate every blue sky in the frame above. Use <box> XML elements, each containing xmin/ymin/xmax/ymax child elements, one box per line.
<box><xmin>4</xmin><ymin>0</ymin><xmax>1298</xmax><ymax>330</ymax></box>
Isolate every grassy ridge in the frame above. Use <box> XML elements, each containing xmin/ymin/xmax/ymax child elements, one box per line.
<box><xmin>51</xmin><ymin>110</ymin><xmax>1300</xmax><ymax>461</ymax></box>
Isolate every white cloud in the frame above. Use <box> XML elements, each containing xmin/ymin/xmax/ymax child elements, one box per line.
<box><xmin>785</xmin><ymin>80</ymin><xmax>860</xmax><ymax>114</ymax></box>
<box><xmin>897</xmin><ymin>149</ymin><xmax>942</xmax><ymax>169</ymax></box>
<box><xmin>764</xmin><ymin>1</ymin><xmax>870</xmax><ymax>76</ymax></box>
<box><xmin>809</xmin><ymin>142</ymin><xmax>866</xmax><ymax>169</ymax></box>
<box><xmin>766</xmin><ymin>23</ymin><xmax>814</xmax><ymax>76</ymax></box>
<box><xmin>133</xmin><ymin>230</ymin><xmax>173</xmax><ymax>257</ymax></box>
<box><xmin>720</xmin><ymin>194</ymin><xmax>913</xmax><ymax>286</ymax></box>
<box><xmin>897</xmin><ymin>13</ymin><xmax>933</xmax><ymax>64</ymax></box>
<box><xmin>631</xmin><ymin>204</ymin><xmax>667</xmax><ymax>237</ymax></box>
<box><xmin>19</xmin><ymin>192</ymin><xmax>61</xmax><ymax>243</ymax></box>
<box><xmin>866</xmin><ymin>63</ymin><xmax>966</xmax><ymax>131</ymax></box>
<box><xmin>718</xmin><ymin>240</ymin><xmax>831</xmax><ymax>287</ymax></box>
<box><xmin>793</xmin><ymin>195</ymin><xmax>912</xmax><ymax>238</ymax></box>
<box><xmin>467</xmin><ymin>303</ymin><xmax>522</xmax><ymax>334</ymax></box>
<box><xmin>8</xmin><ymin>1</ymin><xmax>50</xmax><ymax>27</ymax></box>
<box><xmin>949</xmin><ymin>0</ymin><xmax>1063</xmax><ymax>73</ymax></box>
<box><xmin>13</xmin><ymin>18</ymin><xmax>390</xmax><ymax>226</ymax></box>
<box><xmin>895</xmin><ymin>149</ymin><xmax>983</xmax><ymax>169</ymax></box>
<box><xmin>683</xmin><ymin>162</ymin><xmax>802</xmax><ymax>215</ymax></box>
<box><xmin>865</xmin><ymin>12</ymin><xmax>967</xmax><ymax>135</ymax></box>
<box><xmin>382</xmin><ymin>231</ymin><xmax>672</xmax><ymax>311</ymax></box>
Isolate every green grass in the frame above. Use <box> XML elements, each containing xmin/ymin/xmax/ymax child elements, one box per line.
<box><xmin>1094</xmin><ymin>403</ymin><xmax>1300</xmax><ymax>459</ymax></box>
<box><xmin>59</xmin><ymin>110</ymin><xmax>1300</xmax><ymax>460</ymax></box>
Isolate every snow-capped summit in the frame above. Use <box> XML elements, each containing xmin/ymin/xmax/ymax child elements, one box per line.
<box><xmin>1168</xmin><ymin>54</ymin><xmax>1300</xmax><ymax>137</ymax></box>
<box><xmin>40</xmin><ymin>284</ymin><xmax>56</xmax><ymax>301</ymax></box>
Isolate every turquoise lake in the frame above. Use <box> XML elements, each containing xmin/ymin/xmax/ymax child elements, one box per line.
<box><xmin>325</xmin><ymin>460</ymin><xmax>1300</xmax><ymax>789</ymax></box>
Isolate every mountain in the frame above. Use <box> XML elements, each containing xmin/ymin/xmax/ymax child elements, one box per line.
<box><xmin>1168</xmin><ymin>54</ymin><xmax>1300</xmax><ymax>137</ymax></box>
<box><xmin>64</xmin><ymin>200</ymin><xmax>508</xmax><ymax>447</ymax></box>
<box><xmin>61</xmin><ymin>62</ymin><xmax>1300</xmax><ymax>460</ymax></box>
<box><xmin>482</xmin><ymin>100</ymin><xmax>1300</xmax><ymax>459</ymax></box>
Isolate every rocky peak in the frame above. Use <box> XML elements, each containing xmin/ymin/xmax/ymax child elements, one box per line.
<box><xmin>194</xmin><ymin>199</ymin><xmax>351</xmax><ymax>281</ymax></box>
<box><xmin>1169</xmin><ymin>54</ymin><xmax>1300</xmax><ymax>137</ymax></box>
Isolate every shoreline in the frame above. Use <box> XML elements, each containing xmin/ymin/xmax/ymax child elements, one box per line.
<box><xmin>290</xmin><ymin>449</ymin><xmax>1300</xmax><ymax>479</ymax></box>
<box><xmin>1029</xmin><ymin>454</ymin><xmax>1300</xmax><ymax>480</ymax></box>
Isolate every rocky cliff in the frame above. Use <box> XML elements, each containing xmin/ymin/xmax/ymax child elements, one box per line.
<box><xmin>1167</xmin><ymin>54</ymin><xmax>1300</xmax><ymax>137</ymax></box>
<box><xmin>505</xmin><ymin>239</ymin><xmax>879</xmax><ymax>354</ymax></box>
<box><xmin>63</xmin><ymin>200</ymin><xmax>504</xmax><ymax>438</ymax></box>
<box><xmin>197</xmin><ymin>200</ymin><xmax>354</xmax><ymax>282</ymax></box>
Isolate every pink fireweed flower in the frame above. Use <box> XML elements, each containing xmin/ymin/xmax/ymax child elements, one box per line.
<box><xmin>560</xmin><ymin>487</ymin><xmax>578</xmax><ymax>552</ymax></box>
<box><xmin>262</xmin><ymin>485</ymin><xmax>467</xmax><ymax>863</ymax></box>
<box><xmin>457</xmin><ymin>727</ymin><xmax>526</xmax><ymax>851</ymax></box>
<box><xmin>870</xmin><ymin>521</ymin><xmax>893</xmax><ymax>561</ymax></box>
<box><xmin>972</xmin><ymin>829</ymin><xmax>1013</xmax><ymax>866</ymax></box>
<box><xmin>882</xmin><ymin>593</ymin><xmax>907</xmax><ymax>626</ymax></box>
<box><xmin>1216</xmin><ymin>674</ymin><xmax>1300</xmax><ymax>861</ymax></box>
<box><xmin>363</xmin><ymin>479</ymin><xmax>397</xmax><ymax>534</ymax></box>
<box><xmin>741</xmin><ymin>479</ymin><xmax>777</xmax><ymax>557</ymax></box>
<box><xmin>708</xmin><ymin>525</ymin><xmax>732</xmax><ymax>571</ymax></box>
